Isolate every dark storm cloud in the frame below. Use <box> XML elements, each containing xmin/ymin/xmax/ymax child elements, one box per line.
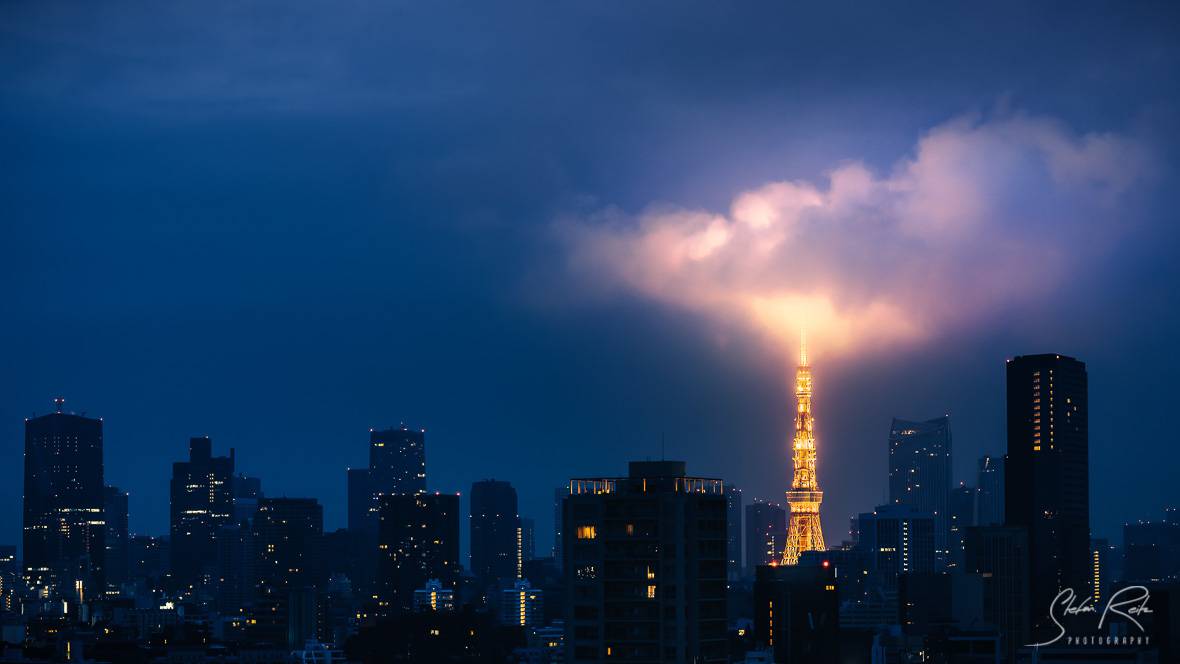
<box><xmin>1</xmin><ymin>1</ymin><xmax>1178</xmax><ymax>555</ymax></box>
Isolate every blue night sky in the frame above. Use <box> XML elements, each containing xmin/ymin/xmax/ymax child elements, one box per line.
<box><xmin>2</xmin><ymin>1</ymin><xmax>1178</xmax><ymax>559</ymax></box>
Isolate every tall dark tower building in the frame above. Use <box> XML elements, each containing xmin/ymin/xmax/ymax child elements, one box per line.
<box><xmin>103</xmin><ymin>486</ymin><xmax>129</xmax><ymax>591</ymax></box>
<box><xmin>563</xmin><ymin>461</ymin><xmax>728</xmax><ymax>663</ymax></box>
<box><xmin>376</xmin><ymin>493</ymin><xmax>460</xmax><ymax>613</ymax></box>
<box><xmin>1005</xmin><ymin>353</ymin><xmax>1089</xmax><ymax>640</ymax></box>
<box><xmin>745</xmin><ymin>500</ymin><xmax>787</xmax><ymax>571</ymax></box>
<box><xmin>726</xmin><ymin>485</ymin><xmax>743</xmax><ymax>581</ymax></box>
<box><xmin>470</xmin><ymin>479</ymin><xmax>521</xmax><ymax>587</ymax></box>
<box><xmin>369</xmin><ymin>426</ymin><xmax>426</xmax><ymax>496</ymax></box>
<box><xmin>347</xmin><ymin>468</ymin><xmax>373</xmax><ymax>534</ymax></box>
<box><xmin>251</xmin><ymin>498</ymin><xmax>324</xmax><ymax>647</ymax></box>
<box><xmin>976</xmin><ymin>455</ymin><xmax>1005</xmax><ymax>526</ymax></box>
<box><xmin>23</xmin><ymin>400</ymin><xmax>106</xmax><ymax>598</ymax></box>
<box><xmin>553</xmin><ymin>487</ymin><xmax>565</xmax><ymax>568</ymax></box>
<box><xmin>888</xmin><ymin>416</ymin><xmax>952</xmax><ymax>566</ymax></box>
<box><xmin>170</xmin><ymin>437</ymin><xmax>235</xmax><ymax>593</ymax></box>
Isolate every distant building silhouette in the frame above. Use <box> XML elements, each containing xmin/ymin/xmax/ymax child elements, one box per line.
<box><xmin>347</xmin><ymin>468</ymin><xmax>373</xmax><ymax>534</ymax></box>
<box><xmin>376</xmin><ymin>492</ymin><xmax>460</xmax><ymax>614</ymax></box>
<box><xmin>23</xmin><ymin>400</ymin><xmax>106</xmax><ymax>599</ymax></box>
<box><xmin>856</xmin><ymin>504</ymin><xmax>936</xmax><ymax>588</ymax></box>
<box><xmin>745</xmin><ymin>500</ymin><xmax>787</xmax><ymax>571</ymax></box>
<box><xmin>726</xmin><ymin>485</ymin><xmax>743</xmax><ymax>581</ymax></box>
<box><xmin>753</xmin><ymin>562</ymin><xmax>839</xmax><ymax>663</ymax></box>
<box><xmin>1005</xmin><ymin>353</ymin><xmax>1089</xmax><ymax>640</ymax></box>
<box><xmin>562</xmin><ymin>461</ymin><xmax>728</xmax><ymax>663</ymax></box>
<box><xmin>552</xmin><ymin>487</ymin><xmax>565</xmax><ymax>569</ymax></box>
<box><xmin>470</xmin><ymin>479</ymin><xmax>521</xmax><ymax>588</ymax></box>
<box><xmin>520</xmin><ymin>516</ymin><xmax>536</xmax><ymax>563</ymax></box>
<box><xmin>169</xmin><ymin>436</ymin><xmax>235</xmax><ymax>593</ymax></box>
<box><xmin>976</xmin><ymin>455</ymin><xmax>1004</xmax><ymax>526</ymax></box>
<box><xmin>889</xmin><ymin>416</ymin><xmax>952</xmax><ymax>566</ymax></box>
<box><xmin>500</xmin><ymin>578</ymin><xmax>543</xmax><ymax>627</ymax></box>
<box><xmin>1123</xmin><ymin>508</ymin><xmax>1180</xmax><ymax>583</ymax></box>
<box><xmin>412</xmin><ymin>578</ymin><xmax>456</xmax><ymax>612</ymax></box>
<box><xmin>369</xmin><ymin>426</ymin><xmax>427</xmax><ymax>497</ymax></box>
<box><xmin>250</xmin><ymin>497</ymin><xmax>324</xmax><ymax>648</ymax></box>
<box><xmin>964</xmin><ymin>525</ymin><xmax>1030</xmax><ymax>660</ymax></box>
<box><xmin>103</xmin><ymin>485</ymin><xmax>129</xmax><ymax>591</ymax></box>
<box><xmin>948</xmin><ymin>483</ymin><xmax>976</xmax><ymax>569</ymax></box>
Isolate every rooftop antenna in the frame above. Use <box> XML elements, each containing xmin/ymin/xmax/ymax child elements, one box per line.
<box><xmin>53</xmin><ymin>396</ymin><xmax>65</xmax><ymax>414</ymax></box>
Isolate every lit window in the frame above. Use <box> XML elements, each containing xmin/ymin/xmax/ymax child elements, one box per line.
<box><xmin>576</xmin><ymin>525</ymin><xmax>597</xmax><ymax>540</ymax></box>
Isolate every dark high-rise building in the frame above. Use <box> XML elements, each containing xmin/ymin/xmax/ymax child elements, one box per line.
<box><xmin>129</xmin><ymin>535</ymin><xmax>168</xmax><ymax>594</ymax></box>
<box><xmin>1123</xmin><ymin>508</ymin><xmax>1180</xmax><ymax>583</ymax></box>
<box><xmin>347</xmin><ymin>468</ymin><xmax>373</xmax><ymax>534</ymax></box>
<box><xmin>745</xmin><ymin>500</ymin><xmax>787</xmax><ymax>571</ymax></box>
<box><xmin>976</xmin><ymin>455</ymin><xmax>1004</xmax><ymax>526</ymax></box>
<box><xmin>520</xmin><ymin>517</ymin><xmax>536</xmax><ymax>562</ymax></box>
<box><xmin>889</xmin><ymin>416</ymin><xmax>952</xmax><ymax>565</ymax></box>
<box><xmin>553</xmin><ymin>487</ymin><xmax>565</xmax><ymax>568</ymax></box>
<box><xmin>376</xmin><ymin>493</ymin><xmax>460</xmax><ymax>613</ymax></box>
<box><xmin>563</xmin><ymin>461</ymin><xmax>728</xmax><ymax>663</ymax></box>
<box><xmin>231</xmin><ymin>474</ymin><xmax>263</xmax><ymax>525</ymax></box>
<box><xmin>948</xmin><ymin>483</ymin><xmax>976</xmax><ymax>569</ymax></box>
<box><xmin>170</xmin><ymin>436</ymin><xmax>235</xmax><ymax>593</ymax></box>
<box><xmin>964</xmin><ymin>526</ymin><xmax>1030</xmax><ymax>660</ymax></box>
<box><xmin>1005</xmin><ymin>353</ymin><xmax>1089</xmax><ymax>640</ymax></box>
<box><xmin>251</xmin><ymin>498</ymin><xmax>324</xmax><ymax>647</ymax></box>
<box><xmin>23</xmin><ymin>400</ymin><xmax>106</xmax><ymax>597</ymax></box>
<box><xmin>470</xmin><ymin>479</ymin><xmax>520</xmax><ymax>587</ymax></box>
<box><xmin>369</xmin><ymin>426</ymin><xmax>427</xmax><ymax>496</ymax></box>
<box><xmin>753</xmin><ymin>563</ymin><xmax>839</xmax><ymax>664</ymax></box>
<box><xmin>856</xmin><ymin>504</ymin><xmax>936</xmax><ymax>588</ymax></box>
<box><xmin>726</xmin><ymin>485</ymin><xmax>743</xmax><ymax>581</ymax></box>
<box><xmin>0</xmin><ymin>545</ymin><xmax>18</xmax><ymax>612</ymax></box>
<box><xmin>103</xmin><ymin>486</ymin><xmax>129</xmax><ymax>591</ymax></box>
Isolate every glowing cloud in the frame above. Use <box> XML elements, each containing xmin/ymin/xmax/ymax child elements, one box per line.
<box><xmin>559</xmin><ymin>112</ymin><xmax>1151</xmax><ymax>361</ymax></box>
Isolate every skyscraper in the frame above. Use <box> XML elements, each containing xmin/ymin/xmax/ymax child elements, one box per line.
<box><xmin>726</xmin><ymin>485</ymin><xmax>743</xmax><ymax>581</ymax></box>
<box><xmin>783</xmin><ymin>336</ymin><xmax>825</xmax><ymax>565</ymax></box>
<box><xmin>376</xmin><ymin>492</ymin><xmax>460</xmax><ymax>613</ymax></box>
<box><xmin>169</xmin><ymin>436</ymin><xmax>235</xmax><ymax>593</ymax></box>
<box><xmin>552</xmin><ymin>487</ymin><xmax>565</xmax><ymax>568</ymax></box>
<box><xmin>369</xmin><ymin>426</ymin><xmax>427</xmax><ymax>496</ymax></box>
<box><xmin>888</xmin><ymin>415</ymin><xmax>952</xmax><ymax>565</ymax></box>
<box><xmin>251</xmin><ymin>497</ymin><xmax>324</xmax><ymax>647</ymax></box>
<box><xmin>23</xmin><ymin>399</ymin><xmax>106</xmax><ymax>598</ymax></box>
<box><xmin>563</xmin><ymin>461</ymin><xmax>728</xmax><ymax>663</ymax></box>
<box><xmin>103</xmin><ymin>486</ymin><xmax>129</xmax><ymax>591</ymax></box>
<box><xmin>976</xmin><ymin>455</ymin><xmax>1004</xmax><ymax>526</ymax></box>
<box><xmin>470</xmin><ymin>479</ymin><xmax>521</xmax><ymax>588</ymax></box>
<box><xmin>947</xmin><ymin>483</ymin><xmax>976</xmax><ymax>569</ymax></box>
<box><xmin>856</xmin><ymin>504</ymin><xmax>937</xmax><ymax>587</ymax></box>
<box><xmin>520</xmin><ymin>517</ymin><xmax>536</xmax><ymax>562</ymax></box>
<box><xmin>1005</xmin><ymin>353</ymin><xmax>1089</xmax><ymax>640</ymax></box>
<box><xmin>745</xmin><ymin>500</ymin><xmax>787</xmax><ymax>571</ymax></box>
<box><xmin>347</xmin><ymin>468</ymin><xmax>373</xmax><ymax>534</ymax></box>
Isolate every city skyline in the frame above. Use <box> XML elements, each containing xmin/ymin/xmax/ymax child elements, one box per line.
<box><xmin>2</xmin><ymin>6</ymin><xmax>1179</xmax><ymax>660</ymax></box>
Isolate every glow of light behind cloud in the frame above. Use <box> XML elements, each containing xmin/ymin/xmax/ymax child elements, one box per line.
<box><xmin>558</xmin><ymin>112</ymin><xmax>1152</xmax><ymax>363</ymax></box>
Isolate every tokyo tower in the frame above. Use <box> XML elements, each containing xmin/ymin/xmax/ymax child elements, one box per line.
<box><xmin>782</xmin><ymin>333</ymin><xmax>826</xmax><ymax>565</ymax></box>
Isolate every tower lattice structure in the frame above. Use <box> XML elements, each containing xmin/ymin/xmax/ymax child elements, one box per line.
<box><xmin>782</xmin><ymin>336</ymin><xmax>825</xmax><ymax>565</ymax></box>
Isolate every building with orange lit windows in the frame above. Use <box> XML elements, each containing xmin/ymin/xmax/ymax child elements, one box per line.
<box><xmin>562</xmin><ymin>461</ymin><xmax>727</xmax><ymax>663</ymax></box>
<box><xmin>1004</xmin><ymin>353</ymin><xmax>1088</xmax><ymax>643</ymax></box>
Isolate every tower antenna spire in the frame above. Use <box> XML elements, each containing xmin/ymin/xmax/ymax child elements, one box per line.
<box><xmin>800</xmin><ymin>329</ymin><xmax>808</xmax><ymax>367</ymax></box>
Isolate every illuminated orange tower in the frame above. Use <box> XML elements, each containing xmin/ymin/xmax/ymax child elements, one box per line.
<box><xmin>782</xmin><ymin>333</ymin><xmax>825</xmax><ymax>565</ymax></box>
